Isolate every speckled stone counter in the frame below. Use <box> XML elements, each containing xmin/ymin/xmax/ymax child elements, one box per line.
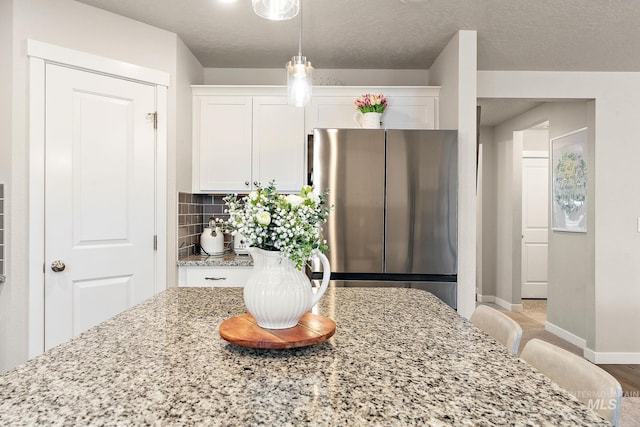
<box><xmin>0</xmin><ymin>288</ymin><xmax>609</xmax><ymax>426</ymax></box>
<box><xmin>177</xmin><ymin>253</ymin><xmax>253</xmax><ymax>267</ymax></box>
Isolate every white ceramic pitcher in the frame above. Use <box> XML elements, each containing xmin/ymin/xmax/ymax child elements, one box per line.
<box><xmin>243</xmin><ymin>248</ymin><xmax>331</xmax><ymax>329</ymax></box>
<box><xmin>353</xmin><ymin>111</ymin><xmax>382</xmax><ymax>129</ymax></box>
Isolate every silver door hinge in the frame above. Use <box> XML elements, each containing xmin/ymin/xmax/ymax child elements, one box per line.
<box><xmin>154</xmin><ymin>235</ymin><xmax>158</xmax><ymax>251</ymax></box>
<box><xmin>147</xmin><ymin>112</ymin><xmax>158</xmax><ymax>129</ymax></box>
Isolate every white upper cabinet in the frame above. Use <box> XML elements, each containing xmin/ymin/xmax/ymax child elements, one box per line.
<box><xmin>305</xmin><ymin>86</ymin><xmax>440</xmax><ymax>134</ymax></box>
<box><xmin>192</xmin><ymin>85</ymin><xmax>439</xmax><ymax>194</ymax></box>
<box><xmin>252</xmin><ymin>96</ymin><xmax>305</xmax><ymax>191</ymax></box>
<box><xmin>192</xmin><ymin>86</ymin><xmax>305</xmax><ymax>193</ymax></box>
<box><xmin>193</xmin><ymin>95</ymin><xmax>253</xmax><ymax>193</ymax></box>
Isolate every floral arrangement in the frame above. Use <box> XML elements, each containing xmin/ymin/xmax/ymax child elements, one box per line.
<box><xmin>223</xmin><ymin>182</ymin><xmax>331</xmax><ymax>269</ymax></box>
<box><xmin>354</xmin><ymin>93</ymin><xmax>388</xmax><ymax>114</ymax></box>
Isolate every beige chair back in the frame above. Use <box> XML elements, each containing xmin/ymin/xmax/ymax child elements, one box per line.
<box><xmin>470</xmin><ymin>304</ymin><xmax>522</xmax><ymax>355</ymax></box>
<box><xmin>520</xmin><ymin>338</ymin><xmax>622</xmax><ymax>426</ymax></box>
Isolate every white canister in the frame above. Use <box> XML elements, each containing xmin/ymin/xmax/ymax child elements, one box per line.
<box><xmin>233</xmin><ymin>232</ymin><xmax>250</xmax><ymax>255</ymax></box>
<box><xmin>200</xmin><ymin>227</ymin><xmax>224</xmax><ymax>255</ymax></box>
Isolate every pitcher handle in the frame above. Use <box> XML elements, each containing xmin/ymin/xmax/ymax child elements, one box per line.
<box><xmin>309</xmin><ymin>250</ymin><xmax>331</xmax><ymax>308</ymax></box>
<box><xmin>353</xmin><ymin>110</ymin><xmax>363</xmax><ymax>128</ymax></box>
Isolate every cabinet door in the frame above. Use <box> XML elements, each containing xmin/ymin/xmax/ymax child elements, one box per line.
<box><xmin>194</xmin><ymin>96</ymin><xmax>253</xmax><ymax>192</ymax></box>
<box><xmin>252</xmin><ymin>97</ymin><xmax>305</xmax><ymax>192</ymax></box>
<box><xmin>383</xmin><ymin>96</ymin><xmax>438</xmax><ymax>129</ymax></box>
<box><xmin>308</xmin><ymin>96</ymin><xmax>358</xmax><ymax>132</ymax></box>
<box><xmin>307</xmin><ymin>95</ymin><xmax>438</xmax><ymax>132</ymax></box>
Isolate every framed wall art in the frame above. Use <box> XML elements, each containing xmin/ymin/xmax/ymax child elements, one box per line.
<box><xmin>551</xmin><ymin>128</ymin><xmax>588</xmax><ymax>233</ymax></box>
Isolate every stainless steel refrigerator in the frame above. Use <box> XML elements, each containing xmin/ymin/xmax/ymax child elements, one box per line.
<box><xmin>311</xmin><ymin>129</ymin><xmax>458</xmax><ymax>308</ymax></box>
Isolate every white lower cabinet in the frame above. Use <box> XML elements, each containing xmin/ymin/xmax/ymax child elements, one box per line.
<box><xmin>178</xmin><ymin>266</ymin><xmax>253</xmax><ymax>287</ymax></box>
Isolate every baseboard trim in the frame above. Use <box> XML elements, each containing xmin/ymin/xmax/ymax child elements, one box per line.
<box><xmin>583</xmin><ymin>348</ymin><xmax>640</xmax><ymax>364</ymax></box>
<box><xmin>545</xmin><ymin>322</ymin><xmax>640</xmax><ymax>364</ymax></box>
<box><xmin>494</xmin><ymin>297</ymin><xmax>523</xmax><ymax>312</ymax></box>
<box><xmin>476</xmin><ymin>294</ymin><xmax>495</xmax><ymax>303</ymax></box>
<box><xmin>544</xmin><ymin>321</ymin><xmax>587</xmax><ymax>349</ymax></box>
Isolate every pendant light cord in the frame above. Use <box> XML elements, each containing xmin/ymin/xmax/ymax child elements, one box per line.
<box><xmin>298</xmin><ymin>0</ymin><xmax>303</xmax><ymax>57</ymax></box>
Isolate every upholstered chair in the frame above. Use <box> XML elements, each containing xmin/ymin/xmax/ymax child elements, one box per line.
<box><xmin>520</xmin><ymin>338</ymin><xmax>622</xmax><ymax>426</ymax></box>
<box><xmin>470</xmin><ymin>304</ymin><xmax>523</xmax><ymax>355</ymax></box>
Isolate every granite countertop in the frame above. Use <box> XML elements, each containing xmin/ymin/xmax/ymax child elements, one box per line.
<box><xmin>177</xmin><ymin>252</ymin><xmax>253</xmax><ymax>267</ymax></box>
<box><xmin>0</xmin><ymin>287</ymin><xmax>609</xmax><ymax>426</ymax></box>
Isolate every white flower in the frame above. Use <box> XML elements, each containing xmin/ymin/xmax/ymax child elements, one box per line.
<box><xmin>223</xmin><ymin>182</ymin><xmax>332</xmax><ymax>269</ymax></box>
<box><xmin>256</xmin><ymin>211</ymin><xmax>271</xmax><ymax>225</ymax></box>
<box><xmin>285</xmin><ymin>194</ymin><xmax>304</xmax><ymax>207</ymax></box>
<box><xmin>308</xmin><ymin>192</ymin><xmax>320</xmax><ymax>205</ymax></box>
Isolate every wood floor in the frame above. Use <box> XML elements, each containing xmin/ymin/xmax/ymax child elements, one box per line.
<box><xmin>491</xmin><ymin>301</ymin><xmax>640</xmax><ymax>396</ymax></box>
<box><xmin>599</xmin><ymin>364</ymin><xmax>640</xmax><ymax>395</ymax></box>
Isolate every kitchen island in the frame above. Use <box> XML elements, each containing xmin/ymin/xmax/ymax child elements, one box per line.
<box><xmin>0</xmin><ymin>287</ymin><xmax>609</xmax><ymax>426</ymax></box>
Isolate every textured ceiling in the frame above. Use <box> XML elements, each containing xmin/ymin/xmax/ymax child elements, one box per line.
<box><xmin>75</xmin><ymin>0</ymin><xmax>640</xmax><ymax>71</ymax></box>
<box><xmin>73</xmin><ymin>0</ymin><xmax>638</xmax><ymax>126</ymax></box>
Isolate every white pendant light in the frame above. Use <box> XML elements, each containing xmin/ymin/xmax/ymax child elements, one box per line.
<box><xmin>287</xmin><ymin>56</ymin><xmax>313</xmax><ymax>107</ymax></box>
<box><xmin>286</xmin><ymin>0</ymin><xmax>312</xmax><ymax>107</ymax></box>
<box><xmin>252</xmin><ymin>0</ymin><xmax>299</xmax><ymax>21</ymax></box>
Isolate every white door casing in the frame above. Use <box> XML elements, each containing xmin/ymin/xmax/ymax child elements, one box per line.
<box><xmin>44</xmin><ymin>64</ymin><xmax>157</xmax><ymax>350</ymax></box>
<box><xmin>28</xmin><ymin>40</ymin><xmax>169</xmax><ymax>357</ymax></box>
<box><xmin>521</xmin><ymin>155</ymin><xmax>549</xmax><ymax>299</ymax></box>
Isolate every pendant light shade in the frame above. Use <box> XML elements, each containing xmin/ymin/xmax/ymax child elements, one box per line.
<box><xmin>286</xmin><ymin>0</ymin><xmax>312</xmax><ymax>107</ymax></box>
<box><xmin>252</xmin><ymin>0</ymin><xmax>299</xmax><ymax>21</ymax></box>
<box><xmin>286</xmin><ymin>56</ymin><xmax>313</xmax><ymax>107</ymax></box>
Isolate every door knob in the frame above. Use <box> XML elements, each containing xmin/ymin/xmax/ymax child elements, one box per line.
<box><xmin>51</xmin><ymin>260</ymin><xmax>66</xmax><ymax>272</ymax></box>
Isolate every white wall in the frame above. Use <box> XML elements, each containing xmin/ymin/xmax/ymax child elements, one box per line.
<box><xmin>476</xmin><ymin>126</ymin><xmax>496</xmax><ymax>300</ymax></box>
<box><xmin>523</xmin><ymin>129</ymin><xmax>548</xmax><ymax>151</ymax></box>
<box><xmin>176</xmin><ymin>39</ymin><xmax>203</xmax><ymax>194</ymax></box>
<box><xmin>0</xmin><ymin>0</ymin><xmax>16</xmax><ymax>374</ymax></box>
<box><xmin>204</xmin><ymin>68</ymin><xmax>429</xmax><ymax>86</ymax></box>
<box><xmin>172</xmin><ymin>38</ymin><xmax>204</xmax><ymax>286</ymax></box>
<box><xmin>429</xmin><ymin>30</ymin><xmax>477</xmax><ymax>319</ymax></box>
<box><xmin>1</xmin><ymin>0</ymin><xmax>200</xmax><ymax>372</ymax></box>
<box><xmin>479</xmin><ymin>70</ymin><xmax>640</xmax><ymax>363</ymax></box>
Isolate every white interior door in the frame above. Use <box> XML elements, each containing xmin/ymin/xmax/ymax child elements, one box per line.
<box><xmin>44</xmin><ymin>64</ymin><xmax>156</xmax><ymax>350</ymax></box>
<box><xmin>522</xmin><ymin>156</ymin><xmax>549</xmax><ymax>298</ymax></box>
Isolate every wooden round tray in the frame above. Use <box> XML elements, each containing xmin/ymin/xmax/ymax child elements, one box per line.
<box><xmin>219</xmin><ymin>312</ymin><xmax>336</xmax><ymax>349</ymax></box>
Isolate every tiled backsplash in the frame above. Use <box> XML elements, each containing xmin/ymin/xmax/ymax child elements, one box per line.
<box><xmin>0</xmin><ymin>184</ymin><xmax>4</xmax><ymax>280</ymax></box>
<box><xmin>177</xmin><ymin>193</ymin><xmax>229</xmax><ymax>258</ymax></box>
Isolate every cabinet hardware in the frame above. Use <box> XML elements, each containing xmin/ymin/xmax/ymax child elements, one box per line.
<box><xmin>205</xmin><ymin>277</ymin><xmax>226</xmax><ymax>281</ymax></box>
